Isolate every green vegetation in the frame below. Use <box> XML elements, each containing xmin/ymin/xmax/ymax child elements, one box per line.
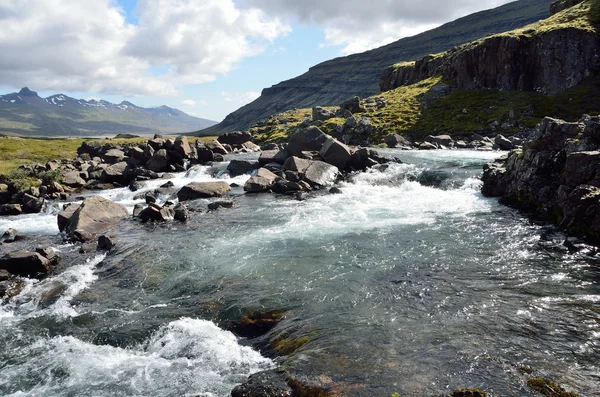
<box><xmin>527</xmin><ymin>377</ymin><xmax>580</xmax><ymax>397</ymax></box>
<box><xmin>0</xmin><ymin>135</ymin><xmax>215</xmax><ymax>175</ymax></box>
<box><xmin>590</xmin><ymin>0</ymin><xmax>600</xmax><ymax>23</ymax></box>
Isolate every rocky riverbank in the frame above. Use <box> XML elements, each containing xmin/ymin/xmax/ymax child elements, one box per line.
<box><xmin>482</xmin><ymin>115</ymin><xmax>600</xmax><ymax>245</ymax></box>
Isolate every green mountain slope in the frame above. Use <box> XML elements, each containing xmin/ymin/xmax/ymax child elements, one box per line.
<box><xmin>197</xmin><ymin>0</ymin><xmax>553</xmax><ymax>136</ymax></box>
<box><xmin>0</xmin><ymin>88</ymin><xmax>217</xmax><ymax>137</ymax></box>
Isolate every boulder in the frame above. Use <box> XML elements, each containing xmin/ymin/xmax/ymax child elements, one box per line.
<box><xmin>139</xmin><ymin>203</ymin><xmax>175</xmax><ymax>223</ymax></box>
<box><xmin>77</xmin><ymin>141</ymin><xmax>102</xmax><ymax>157</ymax></box>
<box><xmin>385</xmin><ymin>134</ymin><xmax>412</xmax><ymax>148</ymax></box>
<box><xmin>494</xmin><ymin>134</ymin><xmax>515</xmax><ymax>150</ymax></box>
<box><xmin>97</xmin><ymin>235</ymin><xmax>116</xmax><ymax>250</ymax></box>
<box><xmin>340</xmin><ymin>96</ymin><xmax>366</xmax><ymax>114</ymax></box>
<box><xmin>218</xmin><ymin>131</ymin><xmax>253</xmax><ymax>145</ymax></box>
<box><xmin>22</xmin><ymin>195</ymin><xmax>46</xmax><ymax>214</ymax></box>
<box><xmin>177</xmin><ymin>182</ymin><xmax>231</xmax><ymax>201</ymax></box>
<box><xmin>425</xmin><ymin>135</ymin><xmax>453</xmax><ymax>147</ymax></box>
<box><xmin>231</xmin><ymin>370</ymin><xmax>292</xmax><ymax>397</ymax></box>
<box><xmin>173</xmin><ymin>136</ymin><xmax>192</xmax><ymax>158</ymax></box>
<box><xmin>304</xmin><ymin>161</ymin><xmax>339</xmax><ymax>187</ymax></box>
<box><xmin>312</xmin><ymin>106</ymin><xmax>333</xmax><ymax>121</ymax></box>
<box><xmin>244</xmin><ymin>168</ymin><xmax>279</xmax><ymax>193</ymax></box>
<box><xmin>196</xmin><ymin>143</ymin><xmax>214</xmax><ymax>163</ymax></box>
<box><xmin>242</xmin><ymin>141</ymin><xmax>261</xmax><ymax>152</ymax></box>
<box><xmin>227</xmin><ymin>159</ymin><xmax>260</xmax><ymax>177</ymax></box>
<box><xmin>286</xmin><ymin>126</ymin><xmax>328</xmax><ymax>156</ymax></box>
<box><xmin>62</xmin><ymin>197</ymin><xmax>129</xmax><ymax>241</ymax></box>
<box><xmin>283</xmin><ymin>156</ymin><xmax>312</xmax><ymax>173</ymax></box>
<box><xmin>348</xmin><ymin>148</ymin><xmax>379</xmax><ymax>171</ymax></box>
<box><xmin>102</xmin><ymin>149</ymin><xmax>125</xmax><ymax>164</ymax></box>
<box><xmin>36</xmin><ymin>247</ymin><xmax>61</xmax><ymax>266</ymax></box>
<box><xmin>57</xmin><ymin>204</ymin><xmax>80</xmax><ymax>232</ymax></box>
<box><xmin>259</xmin><ymin>150</ymin><xmax>289</xmax><ymax>165</ymax></box>
<box><xmin>319</xmin><ymin>137</ymin><xmax>352</xmax><ymax>169</ymax></box>
<box><xmin>133</xmin><ymin>203</ymin><xmax>144</xmax><ymax>218</ymax></box>
<box><xmin>418</xmin><ymin>141</ymin><xmax>439</xmax><ymax>150</ymax></box>
<box><xmin>206</xmin><ymin>140</ymin><xmax>228</xmax><ymax>155</ymax></box>
<box><xmin>101</xmin><ymin>162</ymin><xmax>130</xmax><ymax>185</ymax></box>
<box><xmin>62</xmin><ymin>171</ymin><xmax>87</xmax><ymax>188</ymax></box>
<box><xmin>207</xmin><ymin>200</ymin><xmax>234</xmax><ymax>210</ymax></box>
<box><xmin>0</xmin><ymin>251</ymin><xmax>51</xmax><ymax>279</ymax></box>
<box><xmin>1</xmin><ymin>228</ymin><xmax>25</xmax><ymax>243</ymax></box>
<box><xmin>0</xmin><ymin>204</ymin><xmax>23</xmax><ymax>216</ymax></box>
<box><xmin>174</xmin><ymin>203</ymin><xmax>190</xmax><ymax>222</ymax></box>
<box><xmin>146</xmin><ymin>149</ymin><xmax>169</xmax><ymax>172</ymax></box>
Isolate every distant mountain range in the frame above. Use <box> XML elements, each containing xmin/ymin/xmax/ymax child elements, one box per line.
<box><xmin>199</xmin><ymin>0</ymin><xmax>553</xmax><ymax>135</ymax></box>
<box><xmin>0</xmin><ymin>88</ymin><xmax>217</xmax><ymax>137</ymax></box>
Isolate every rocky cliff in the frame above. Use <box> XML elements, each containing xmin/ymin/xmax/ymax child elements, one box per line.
<box><xmin>381</xmin><ymin>1</ymin><xmax>600</xmax><ymax>94</ymax></box>
<box><xmin>197</xmin><ymin>0</ymin><xmax>553</xmax><ymax>135</ymax></box>
<box><xmin>482</xmin><ymin>115</ymin><xmax>600</xmax><ymax>243</ymax></box>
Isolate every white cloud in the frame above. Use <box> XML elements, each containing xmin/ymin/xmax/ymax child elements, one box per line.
<box><xmin>182</xmin><ymin>99</ymin><xmax>196</xmax><ymax>106</ymax></box>
<box><xmin>221</xmin><ymin>91</ymin><xmax>261</xmax><ymax>105</ymax></box>
<box><xmin>247</xmin><ymin>0</ymin><xmax>514</xmax><ymax>54</ymax></box>
<box><xmin>0</xmin><ymin>0</ymin><xmax>290</xmax><ymax>96</ymax></box>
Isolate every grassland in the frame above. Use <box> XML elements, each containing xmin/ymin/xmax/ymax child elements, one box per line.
<box><xmin>0</xmin><ymin>135</ymin><xmax>216</xmax><ymax>175</ymax></box>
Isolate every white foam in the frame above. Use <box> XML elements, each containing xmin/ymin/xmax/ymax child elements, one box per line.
<box><xmin>1</xmin><ymin>318</ymin><xmax>272</xmax><ymax>397</ymax></box>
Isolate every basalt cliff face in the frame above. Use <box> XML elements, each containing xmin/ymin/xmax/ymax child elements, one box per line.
<box><xmin>482</xmin><ymin>116</ymin><xmax>600</xmax><ymax>243</ymax></box>
<box><xmin>381</xmin><ymin>2</ymin><xmax>600</xmax><ymax>95</ymax></box>
<box><xmin>198</xmin><ymin>0</ymin><xmax>553</xmax><ymax>135</ymax></box>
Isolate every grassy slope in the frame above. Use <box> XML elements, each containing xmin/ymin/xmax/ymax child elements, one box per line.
<box><xmin>250</xmin><ymin>2</ymin><xmax>600</xmax><ymax>144</ymax></box>
<box><xmin>198</xmin><ymin>0</ymin><xmax>554</xmax><ymax>135</ymax></box>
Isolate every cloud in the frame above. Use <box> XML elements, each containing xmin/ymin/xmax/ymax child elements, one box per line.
<box><xmin>182</xmin><ymin>99</ymin><xmax>196</xmax><ymax>106</ymax></box>
<box><xmin>247</xmin><ymin>0</ymin><xmax>513</xmax><ymax>54</ymax></box>
<box><xmin>0</xmin><ymin>0</ymin><xmax>290</xmax><ymax>96</ymax></box>
<box><xmin>221</xmin><ymin>91</ymin><xmax>261</xmax><ymax>105</ymax></box>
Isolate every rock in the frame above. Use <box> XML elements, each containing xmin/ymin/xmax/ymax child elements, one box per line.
<box><xmin>562</xmin><ymin>151</ymin><xmax>600</xmax><ymax>187</ymax></box>
<box><xmin>283</xmin><ymin>156</ymin><xmax>312</xmax><ymax>173</ymax></box>
<box><xmin>22</xmin><ymin>195</ymin><xmax>46</xmax><ymax>214</ymax></box>
<box><xmin>242</xmin><ymin>141</ymin><xmax>261</xmax><ymax>152</ymax></box>
<box><xmin>77</xmin><ymin>141</ymin><xmax>102</xmax><ymax>157</ymax></box>
<box><xmin>312</xmin><ymin>106</ymin><xmax>333</xmax><ymax>121</ymax></box>
<box><xmin>177</xmin><ymin>182</ymin><xmax>231</xmax><ymax>201</ymax></box>
<box><xmin>207</xmin><ymin>200</ymin><xmax>234</xmax><ymax>210</ymax></box>
<box><xmin>0</xmin><ymin>279</ymin><xmax>24</xmax><ymax>299</ymax></box>
<box><xmin>304</xmin><ymin>161</ymin><xmax>339</xmax><ymax>187</ymax></box>
<box><xmin>218</xmin><ymin>131</ymin><xmax>253</xmax><ymax>145</ymax></box>
<box><xmin>244</xmin><ymin>168</ymin><xmax>279</xmax><ymax>193</ymax></box>
<box><xmin>196</xmin><ymin>144</ymin><xmax>214</xmax><ymax>163</ymax></box>
<box><xmin>97</xmin><ymin>235</ymin><xmax>115</xmax><ymax>250</ymax></box>
<box><xmin>340</xmin><ymin>96</ymin><xmax>366</xmax><ymax>114</ymax></box>
<box><xmin>287</xmin><ymin>126</ymin><xmax>329</xmax><ymax>156</ymax></box>
<box><xmin>129</xmin><ymin>181</ymin><xmax>144</xmax><ymax>192</ymax></box>
<box><xmin>62</xmin><ymin>171</ymin><xmax>87</xmax><ymax>188</ymax></box>
<box><xmin>227</xmin><ymin>310</ymin><xmax>285</xmax><ymax>338</ymax></box>
<box><xmin>0</xmin><ymin>251</ymin><xmax>51</xmax><ymax>279</ymax></box>
<box><xmin>145</xmin><ymin>192</ymin><xmax>157</xmax><ymax>204</ymax></box>
<box><xmin>57</xmin><ymin>203</ymin><xmax>80</xmax><ymax>232</ymax></box>
<box><xmin>259</xmin><ymin>150</ymin><xmax>289</xmax><ymax>165</ymax></box>
<box><xmin>451</xmin><ymin>389</ymin><xmax>487</xmax><ymax>397</ymax></box>
<box><xmin>0</xmin><ymin>269</ymin><xmax>10</xmax><ymax>282</ymax></box>
<box><xmin>206</xmin><ymin>140</ymin><xmax>228</xmax><ymax>155</ymax></box>
<box><xmin>0</xmin><ymin>204</ymin><xmax>23</xmax><ymax>216</ymax></box>
<box><xmin>62</xmin><ymin>197</ymin><xmax>129</xmax><ymax>241</ymax></box>
<box><xmin>227</xmin><ymin>160</ymin><xmax>260</xmax><ymax>177</ymax></box>
<box><xmin>102</xmin><ymin>149</ymin><xmax>125</xmax><ymax>164</ymax></box>
<box><xmin>2</xmin><ymin>228</ymin><xmax>25</xmax><ymax>243</ymax></box>
<box><xmin>146</xmin><ymin>149</ymin><xmax>169</xmax><ymax>173</ymax></box>
<box><xmin>174</xmin><ymin>203</ymin><xmax>190</xmax><ymax>222</ymax></box>
<box><xmin>425</xmin><ymin>134</ymin><xmax>453</xmax><ymax>147</ymax></box>
<box><xmin>348</xmin><ymin>148</ymin><xmax>380</xmax><ymax>170</ymax></box>
<box><xmin>494</xmin><ymin>134</ymin><xmax>515</xmax><ymax>150</ymax></box>
<box><xmin>173</xmin><ymin>136</ymin><xmax>192</xmax><ymax>158</ymax></box>
<box><xmin>385</xmin><ymin>133</ymin><xmax>412</xmax><ymax>148</ymax></box>
<box><xmin>418</xmin><ymin>141</ymin><xmax>439</xmax><ymax>150</ymax></box>
<box><xmin>139</xmin><ymin>204</ymin><xmax>175</xmax><ymax>223</ymax></box>
<box><xmin>36</xmin><ymin>247</ymin><xmax>61</xmax><ymax>266</ymax></box>
<box><xmin>231</xmin><ymin>370</ymin><xmax>292</xmax><ymax>397</ymax></box>
<box><xmin>319</xmin><ymin>137</ymin><xmax>352</xmax><ymax>169</ymax></box>
<box><xmin>329</xmin><ymin>187</ymin><xmax>342</xmax><ymax>194</ymax></box>
<box><xmin>101</xmin><ymin>162</ymin><xmax>130</xmax><ymax>185</ymax></box>
<box><xmin>133</xmin><ymin>203</ymin><xmax>144</xmax><ymax>218</ymax></box>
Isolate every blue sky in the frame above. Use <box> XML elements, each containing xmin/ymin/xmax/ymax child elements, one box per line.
<box><xmin>0</xmin><ymin>0</ymin><xmax>514</xmax><ymax>122</ymax></box>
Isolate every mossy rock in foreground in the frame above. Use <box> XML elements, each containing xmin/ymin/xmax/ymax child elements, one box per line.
<box><xmin>527</xmin><ymin>377</ymin><xmax>580</xmax><ymax>397</ymax></box>
<box><xmin>451</xmin><ymin>388</ymin><xmax>487</xmax><ymax>397</ymax></box>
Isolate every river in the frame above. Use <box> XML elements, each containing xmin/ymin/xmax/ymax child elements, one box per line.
<box><xmin>0</xmin><ymin>149</ymin><xmax>598</xmax><ymax>396</ymax></box>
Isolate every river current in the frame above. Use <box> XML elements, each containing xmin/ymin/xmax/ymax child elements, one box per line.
<box><xmin>0</xmin><ymin>149</ymin><xmax>598</xmax><ymax>396</ymax></box>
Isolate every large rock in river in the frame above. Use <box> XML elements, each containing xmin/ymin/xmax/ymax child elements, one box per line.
<box><xmin>244</xmin><ymin>168</ymin><xmax>279</xmax><ymax>193</ymax></box>
<box><xmin>60</xmin><ymin>197</ymin><xmax>129</xmax><ymax>241</ymax></box>
<box><xmin>319</xmin><ymin>137</ymin><xmax>351</xmax><ymax>169</ymax></box>
<box><xmin>177</xmin><ymin>181</ymin><xmax>231</xmax><ymax>201</ymax></box>
<box><xmin>286</xmin><ymin>126</ymin><xmax>328</xmax><ymax>156</ymax></box>
<box><xmin>304</xmin><ymin>161</ymin><xmax>339</xmax><ymax>187</ymax></box>
<box><xmin>0</xmin><ymin>251</ymin><xmax>51</xmax><ymax>279</ymax></box>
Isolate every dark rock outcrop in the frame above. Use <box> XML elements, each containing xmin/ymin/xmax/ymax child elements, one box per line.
<box><xmin>482</xmin><ymin>116</ymin><xmax>600</xmax><ymax>243</ymax></box>
<box><xmin>381</xmin><ymin>5</ymin><xmax>600</xmax><ymax>95</ymax></box>
<box><xmin>0</xmin><ymin>251</ymin><xmax>51</xmax><ymax>279</ymax></box>
<box><xmin>231</xmin><ymin>369</ymin><xmax>292</xmax><ymax>397</ymax></box>
<box><xmin>218</xmin><ymin>131</ymin><xmax>253</xmax><ymax>145</ymax></box>
<box><xmin>227</xmin><ymin>160</ymin><xmax>260</xmax><ymax>177</ymax></box>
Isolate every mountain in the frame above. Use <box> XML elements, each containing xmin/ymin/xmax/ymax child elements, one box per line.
<box><xmin>197</xmin><ymin>0</ymin><xmax>554</xmax><ymax>136</ymax></box>
<box><xmin>0</xmin><ymin>88</ymin><xmax>217</xmax><ymax>136</ymax></box>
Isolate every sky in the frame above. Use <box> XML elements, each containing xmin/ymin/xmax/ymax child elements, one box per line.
<box><xmin>0</xmin><ymin>0</ymin><xmax>514</xmax><ymax>122</ymax></box>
